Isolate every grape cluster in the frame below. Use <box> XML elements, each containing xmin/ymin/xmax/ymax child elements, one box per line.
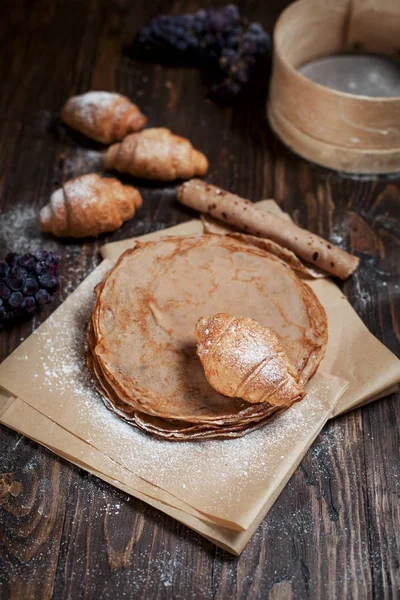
<box><xmin>213</xmin><ymin>22</ymin><xmax>271</xmax><ymax>98</ymax></box>
<box><xmin>134</xmin><ymin>5</ymin><xmax>271</xmax><ymax>100</ymax></box>
<box><xmin>0</xmin><ymin>251</ymin><xmax>60</xmax><ymax>328</ymax></box>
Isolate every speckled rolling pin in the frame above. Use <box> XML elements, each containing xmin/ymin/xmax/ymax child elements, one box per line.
<box><xmin>177</xmin><ymin>179</ymin><xmax>360</xmax><ymax>280</ymax></box>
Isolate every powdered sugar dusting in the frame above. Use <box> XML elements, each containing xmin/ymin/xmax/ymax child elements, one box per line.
<box><xmin>0</xmin><ymin>204</ymin><xmax>58</xmax><ymax>254</ymax></box>
<box><xmin>70</xmin><ymin>91</ymin><xmax>120</xmax><ymax>125</ymax></box>
<box><xmin>50</xmin><ymin>188</ymin><xmax>64</xmax><ymax>210</ymax></box>
<box><xmin>1</xmin><ymin>258</ymin><xmax>343</xmax><ymax>523</ymax></box>
<box><xmin>33</xmin><ymin>263</ymin><xmax>109</xmax><ymax>397</ymax></box>
<box><xmin>74</xmin><ymin>91</ymin><xmax>120</xmax><ymax>109</ymax></box>
<box><xmin>64</xmin><ymin>174</ymin><xmax>100</xmax><ymax>208</ymax></box>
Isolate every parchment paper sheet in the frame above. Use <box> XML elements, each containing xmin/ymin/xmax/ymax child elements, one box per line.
<box><xmin>0</xmin><ymin>201</ymin><xmax>399</xmax><ymax>554</ymax></box>
<box><xmin>0</xmin><ymin>385</ymin><xmax>342</xmax><ymax>555</ymax></box>
<box><xmin>0</xmin><ymin>283</ymin><xmax>347</xmax><ymax>531</ymax></box>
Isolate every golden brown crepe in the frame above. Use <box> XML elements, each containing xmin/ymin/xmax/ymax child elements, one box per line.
<box><xmin>87</xmin><ymin>234</ymin><xmax>328</xmax><ymax>440</ymax></box>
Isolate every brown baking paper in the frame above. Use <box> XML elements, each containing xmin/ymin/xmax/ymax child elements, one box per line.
<box><xmin>0</xmin><ymin>202</ymin><xmax>399</xmax><ymax>553</ymax></box>
<box><xmin>0</xmin><ymin>382</ymin><xmax>343</xmax><ymax>555</ymax></box>
<box><xmin>0</xmin><ymin>393</ymin><xmax>218</xmax><ymax>526</ymax></box>
<box><xmin>0</xmin><ymin>396</ymin><xmax>265</xmax><ymax>554</ymax></box>
<box><xmin>0</xmin><ymin>275</ymin><xmax>346</xmax><ymax>531</ymax></box>
<box><xmin>0</xmin><ymin>394</ymin><xmax>342</xmax><ymax>555</ymax></box>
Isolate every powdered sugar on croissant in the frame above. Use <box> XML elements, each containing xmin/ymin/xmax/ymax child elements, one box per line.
<box><xmin>62</xmin><ymin>91</ymin><xmax>147</xmax><ymax>144</ymax></box>
<box><xmin>40</xmin><ymin>174</ymin><xmax>142</xmax><ymax>238</ymax></box>
<box><xmin>195</xmin><ymin>313</ymin><xmax>305</xmax><ymax>407</ymax></box>
<box><xmin>104</xmin><ymin>127</ymin><xmax>209</xmax><ymax>181</ymax></box>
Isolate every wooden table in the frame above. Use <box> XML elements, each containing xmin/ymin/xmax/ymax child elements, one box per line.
<box><xmin>0</xmin><ymin>1</ymin><xmax>399</xmax><ymax>598</ymax></box>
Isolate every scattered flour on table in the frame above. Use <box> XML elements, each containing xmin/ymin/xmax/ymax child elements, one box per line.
<box><xmin>0</xmin><ymin>203</ymin><xmax>99</xmax><ymax>300</ymax></box>
<box><xmin>0</xmin><ymin>205</ymin><xmax>59</xmax><ymax>254</ymax></box>
<box><xmin>62</xmin><ymin>148</ymin><xmax>104</xmax><ymax>178</ymax></box>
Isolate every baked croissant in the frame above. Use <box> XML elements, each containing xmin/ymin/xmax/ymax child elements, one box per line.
<box><xmin>104</xmin><ymin>127</ymin><xmax>209</xmax><ymax>181</ymax></box>
<box><xmin>61</xmin><ymin>91</ymin><xmax>147</xmax><ymax>144</ymax></box>
<box><xmin>195</xmin><ymin>313</ymin><xmax>304</xmax><ymax>406</ymax></box>
<box><xmin>40</xmin><ymin>174</ymin><xmax>142</xmax><ymax>238</ymax></box>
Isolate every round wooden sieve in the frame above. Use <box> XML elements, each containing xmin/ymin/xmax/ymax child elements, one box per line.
<box><xmin>267</xmin><ymin>0</ymin><xmax>400</xmax><ymax>173</ymax></box>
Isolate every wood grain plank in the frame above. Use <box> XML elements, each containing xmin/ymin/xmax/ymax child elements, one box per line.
<box><xmin>0</xmin><ymin>0</ymin><xmax>399</xmax><ymax>598</ymax></box>
<box><xmin>0</xmin><ymin>428</ymin><xmax>72</xmax><ymax>600</ymax></box>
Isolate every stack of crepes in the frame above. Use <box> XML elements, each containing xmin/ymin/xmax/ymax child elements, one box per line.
<box><xmin>87</xmin><ymin>233</ymin><xmax>328</xmax><ymax>440</ymax></box>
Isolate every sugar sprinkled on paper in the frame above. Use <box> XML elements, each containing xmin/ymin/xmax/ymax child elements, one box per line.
<box><xmin>5</xmin><ymin>259</ymin><xmax>340</xmax><ymax>522</ymax></box>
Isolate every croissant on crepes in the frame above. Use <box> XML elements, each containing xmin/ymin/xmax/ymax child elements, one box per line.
<box><xmin>62</xmin><ymin>91</ymin><xmax>147</xmax><ymax>144</ymax></box>
<box><xmin>40</xmin><ymin>174</ymin><xmax>142</xmax><ymax>238</ymax></box>
<box><xmin>104</xmin><ymin>127</ymin><xmax>209</xmax><ymax>181</ymax></box>
<box><xmin>195</xmin><ymin>313</ymin><xmax>305</xmax><ymax>407</ymax></box>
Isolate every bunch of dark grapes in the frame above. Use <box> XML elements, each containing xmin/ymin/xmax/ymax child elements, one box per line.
<box><xmin>213</xmin><ymin>22</ymin><xmax>271</xmax><ymax>98</ymax></box>
<box><xmin>0</xmin><ymin>251</ymin><xmax>60</xmax><ymax>328</ymax></box>
<box><xmin>134</xmin><ymin>4</ymin><xmax>271</xmax><ymax>100</ymax></box>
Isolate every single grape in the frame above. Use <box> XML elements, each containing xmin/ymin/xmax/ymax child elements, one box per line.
<box><xmin>209</xmin><ymin>10</ymin><xmax>226</xmax><ymax>32</ymax></box>
<box><xmin>5</xmin><ymin>253</ymin><xmax>17</xmax><ymax>266</ymax></box>
<box><xmin>38</xmin><ymin>274</ymin><xmax>52</xmax><ymax>289</ymax></box>
<box><xmin>9</xmin><ymin>291</ymin><xmax>23</xmax><ymax>308</ymax></box>
<box><xmin>6</xmin><ymin>266</ymin><xmax>25</xmax><ymax>291</ymax></box>
<box><xmin>22</xmin><ymin>296</ymin><xmax>36</xmax><ymax>312</ymax></box>
<box><xmin>35</xmin><ymin>289</ymin><xmax>52</xmax><ymax>305</ymax></box>
<box><xmin>36</xmin><ymin>261</ymin><xmax>50</xmax><ymax>275</ymax></box>
<box><xmin>248</xmin><ymin>22</ymin><xmax>264</xmax><ymax>35</ymax></box>
<box><xmin>195</xmin><ymin>9</ymin><xmax>207</xmax><ymax>20</ymax></box>
<box><xmin>23</xmin><ymin>278</ymin><xmax>39</xmax><ymax>295</ymax></box>
<box><xmin>36</xmin><ymin>250</ymin><xmax>50</xmax><ymax>262</ymax></box>
<box><xmin>18</xmin><ymin>254</ymin><xmax>36</xmax><ymax>269</ymax></box>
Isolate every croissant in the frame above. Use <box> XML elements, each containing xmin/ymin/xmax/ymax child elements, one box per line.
<box><xmin>195</xmin><ymin>313</ymin><xmax>305</xmax><ymax>407</ymax></box>
<box><xmin>40</xmin><ymin>174</ymin><xmax>142</xmax><ymax>238</ymax></box>
<box><xmin>61</xmin><ymin>91</ymin><xmax>147</xmax><ymax>144</ymax></box>
<box><xmin>104</xmin><ymin>127</ymin><xmax>209</xmax><ymax>181</ymax></box>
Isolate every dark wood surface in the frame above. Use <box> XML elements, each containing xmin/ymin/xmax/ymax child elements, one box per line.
<box><xmin>0</xmin><ymin>1</ymin><xmax>399</xmax><ymax>598</ymax></box>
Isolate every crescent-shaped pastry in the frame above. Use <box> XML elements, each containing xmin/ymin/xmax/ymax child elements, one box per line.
<box><xmin>195</xmin><ymin>313</ymin><xmax>304</xmax><ymax>406</ymax></box>
<box><xmin>62</xmin><ymin>91</ymin><xmax>147</xmax><ymax>144</ymax></box>
<box><xmin>40</xmin><ymin>174</ymin><xmax>142</xmax><ymax>238</ymax></box>
<box><xmin>104</xmin><ymin>128</ymin><xmax>208</xmax><ymax>181</ymax></box>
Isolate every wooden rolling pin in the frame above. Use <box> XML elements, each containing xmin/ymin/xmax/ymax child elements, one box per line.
<box><xmin>177</xmin><ymin>179</ymin><xmax>359</xmax><ymax>280</ymax></box>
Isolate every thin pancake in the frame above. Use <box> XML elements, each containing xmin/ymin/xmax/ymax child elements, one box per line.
<box><xmin>87</xmin><ymin>320</ymin><xmax>291</xmax><ymax>436</ymax></box>
<box><xmin>88</xmin><ymin>235</ymin><xmax>327</xmax><ymax>432</ymax></box>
